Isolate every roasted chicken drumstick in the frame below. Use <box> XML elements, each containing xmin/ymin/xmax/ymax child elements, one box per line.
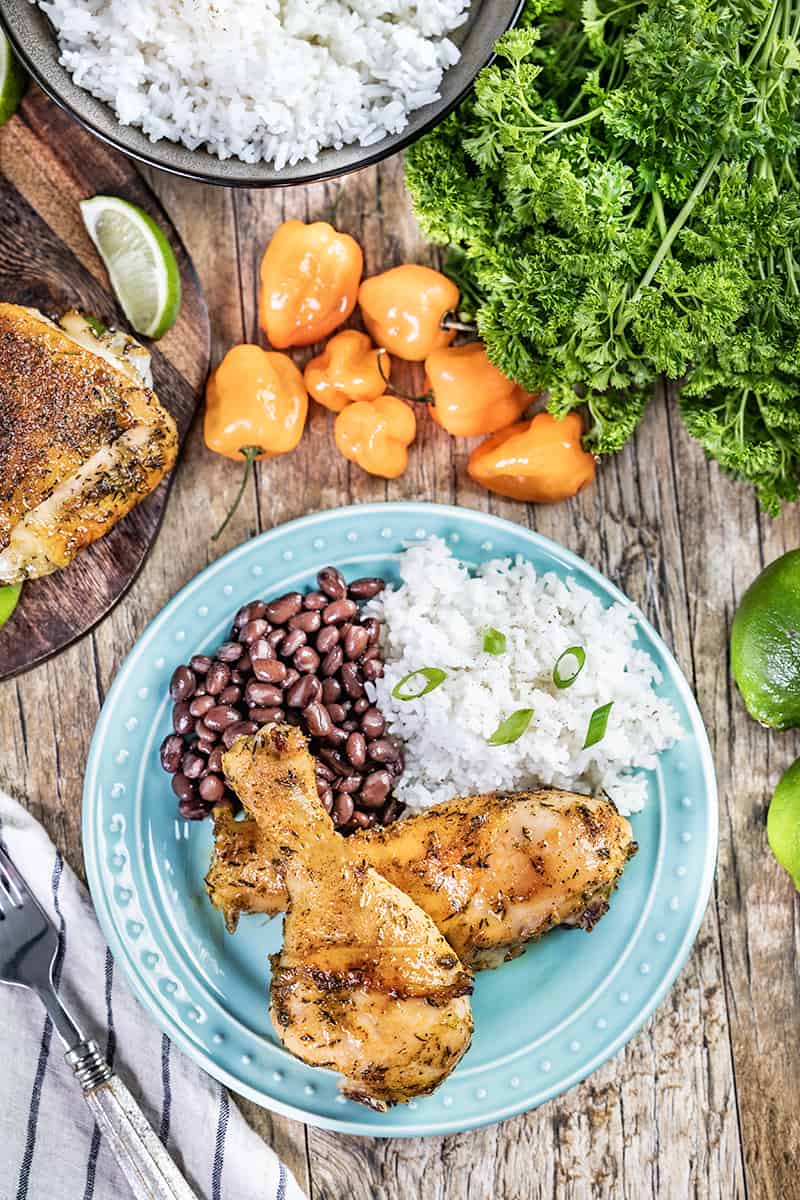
<box><xmin>207</xmin><ymin>785</ymin><xmax>636</xmax><ymax>969</ymax></box>
<box><xmin>222</xmin><ymin>726</ymin><xmax>474</xmax><ymax>1109</ymax></box>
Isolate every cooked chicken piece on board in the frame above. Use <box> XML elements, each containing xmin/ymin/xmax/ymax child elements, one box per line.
<box><xmin>222</xmin><ymin>726</ymin><xmax>473</xmax><ymax>1110</ymax></box>
<box><xmin>207</xmin><ymin>785</ymin><xmax>636</xmax><ymax>968</ymax></box>
<box><xmin>0</xmin><ymin>304</ymin><xmax>177</xmax><ymax>583</ymax></box>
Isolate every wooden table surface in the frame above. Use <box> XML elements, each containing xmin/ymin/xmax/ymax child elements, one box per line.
<box><xmin>2</xmin><ymin>150</ymin><xmax>799</xmax><ymax>1200</ymax></box>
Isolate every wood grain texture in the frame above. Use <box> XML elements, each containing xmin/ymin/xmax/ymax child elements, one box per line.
<box><xmin>0</xmin><ymin>88</ymin><xmax>210</xmax><ymax>680</ymax></box>
<box><xmin>0</xmin><ymin>98</ymin><xmax>798</xmax><ymax>1200</ymax></box>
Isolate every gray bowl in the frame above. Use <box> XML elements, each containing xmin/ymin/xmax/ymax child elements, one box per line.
<box><xmin>0</xmin><ymin>1</ymin><xmax>524</xmax><ymax>187</ymax></box>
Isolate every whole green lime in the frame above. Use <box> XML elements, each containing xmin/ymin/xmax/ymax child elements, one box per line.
<box><xmin>768</xmin><ymin>758</ymin><xmax>800</xmax><ymax>890</ymax></box>
<box><xmin>731</xmin><ymin>550</ymin><xmax>800</xmax><ymax>729</ymax></box>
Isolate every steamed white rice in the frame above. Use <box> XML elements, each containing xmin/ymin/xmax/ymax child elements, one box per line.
<box><xmin>36</xmin><ymin>0</ymin><xmax>469</xmax><ymax>167</ymax></box>
<box><xmin>367</xmin><ymin>539</ymin><xmax>683</xmax><ymax>816</ymax></box>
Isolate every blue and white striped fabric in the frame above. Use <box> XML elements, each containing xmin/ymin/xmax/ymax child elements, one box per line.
<box><xmin>0</xmin><ymin>789</ymin><xmax>306</xmax><ymax>1200</ymax></box>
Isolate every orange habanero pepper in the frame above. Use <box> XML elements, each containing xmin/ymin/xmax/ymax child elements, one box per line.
<box><xmin>468</xmin><ymin>411</ymin><xmax>596</xmax><ymax>503</ymax></box>
<box><xmin>304</xmin><ymin>330</ymin><xmax>388</xmax><ymax>412</ymax></box>
<box><xmin>259</xmin><ymin>219</ymin><xmax>363</xmax><ymax>349</ymax></box>
<box><xmin>205</xmin><ymin>344</ymin><xmax>308</xmax><ymax>538</ymax></box>
<box><xmin>426</xmin><ymin>343</ymin><xmax>533</xmax><ymax>436</ymax></box>
<box><xmin>358</xmin><ymin>264</ymin><xmax>460</xmax><ymax>361</ymax></box>
<box><xmin>334</xmin><ymin>396</ymin><xmax>416</xmax><ymax>479</ymax></box>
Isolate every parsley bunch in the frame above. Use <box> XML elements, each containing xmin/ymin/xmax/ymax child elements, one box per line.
<box><xmin>406</xmin><ymin>0</ymin><xmax>800</xmax><ymax>512</ymax></box>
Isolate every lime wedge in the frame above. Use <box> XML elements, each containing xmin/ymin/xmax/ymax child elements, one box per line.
<box><xmin>80</xmin><ymin>196</ymin><xmax>182</xmax><ymax>339</ymax></box>
<box><xmin>0</xmin><ymin>583</ymin><xmax>22</xmax><ymax>629</ymax></box>
<box><xmin>768</xmin><ymin>757</ymin><xmax>800</xmax><ymax>891</ymax></box>
<box><xmin>0</xmin><ymin>31</ymin><xmax>26</xmax><ymax>126</ymax></box>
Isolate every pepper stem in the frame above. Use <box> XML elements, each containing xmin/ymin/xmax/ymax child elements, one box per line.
<box><xmin>440</xmin><ymin>311</ymin><xmax>479</xmax><ymax>334</ymax></box>
<box><xmin>211</xmin><ymin>445</ymin><xmax>262</xmax><ymax>542</ymax></box>
<box><xmin>376</xmin><ymin>349</ymin><xmax>432</xmax><ymax>404</ymax></box>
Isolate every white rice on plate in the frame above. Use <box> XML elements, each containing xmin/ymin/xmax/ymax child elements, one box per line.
<box><xmin>35</xmin><ymin>0</ymin><xmax>470</xmax><ymax>167</ymax></box>
<box><xmin>367</xmin><ymin>538</ymin><xmax>684</xmax><ymax>816</ymax></box>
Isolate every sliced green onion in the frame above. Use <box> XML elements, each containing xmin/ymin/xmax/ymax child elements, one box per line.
<box><xmin>483</xmin><ymin>628</ymin><xmax>507</xmax><ymax>655</ymax></box>
<box><xmin>0</xmin><ymin>583</ymin><xmax>22</xmax><ymax>630</ymax></box>
<box><xmin>553</xmin><ymin>645</ymin><xmax>586</xmax><ymax>689</ymax></box>
<box><xmin>488</xmin><ymin>708</ymin><xmax>534</xmax><ymax>746</ymax></box>
<box><xmin>392</xmin><ymin>667</ymin><xmax>447</xmax><ymax>701</ymax></box>
<box><xmin>583</xmin><ymin>702</ymin><xmax>613</xmax><ymax>749</ymax></box>
<box><xmin>85</xmin><ymin>314</ymin><xmax>108</xmax><ymax>338</ymax></box>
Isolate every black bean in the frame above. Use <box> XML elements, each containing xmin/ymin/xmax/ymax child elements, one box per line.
<box><xmin>170</xmin><ymin>665</ymin><xmax>196</xmax><ymax>701</ymax></box>
<box><xmin>388</xmin><ymin>754</ymin><xmax>405</xmax><ymax>777</ymax></box>
<box><xmin>338</xmin><ymin>774</ymin><xmax>364</xmax><ymax>794</ymax></box>
<box><xmin>368</xmin><ymin>737</ymin><xmax>400</xmax><ymax>763</ymax></box>
<box><xmin>219</xmin><ymin>685</ymin><xmax>242</xmax><ymax>705</ymax></box>
<box><xmin>240</xmin><ymin>618</ymin><xmax>269</xmax><ymax>644</ymax></box>
<box><xmin>160</xmin><ymin>734</ymin><xmax>184</xmax><ymax>773</ymax></box>
<box><xmin>280</xmin><ymin>628</ymin><xmax>307</xmax><ymax>658</ymax></box>
<box><xmin>362</xmin><ymin>617</ymin><xmax>381</xmax><ymax>645</ymax></box>
<box><xmin>206</xmin><ymin>662</ymin><xmax>231</xmax><ymax>695</ymax></box>
<box><xmin>316</xmin><ymin>762</ymin><xmax>336</xmax><ymax>783</ymax></box>
<box><xmin>303</xmin><ymin>591</ymin><xmax>328</xmax><ymax>611</ymax></box>
<box><xmin>340</xmin><ymin>662</ymin><xmax>363</xmax><ymax>699</ymax></box>
<box><xmin>333</xmin><ymin>793</ymin><xmax>355</xmax><ymax>825</ymax></box>
<box><xmin>172</xmin><ymin>702</ymin><xmax>194</xmax><ymax>736</ymax></box>
<box><xmin>321</xmin><ymin>676</ymin><xmax>341</xmax><ymax>704</ymax></box>
<box><xmin>182</xmin><ymin>751</ymin><xmax>206</xmax><ymax>780</ymax></box>
<box><xmin>249</xmin><ymin>706</ymin><xmax>285</xmax><ymax>724</ymax></box>
<box><xmin>249</xmin><ymin>637</ymin><xmax>273</xmax><ymax>662</ymax></box>
<box><xmin>353</xmin><ymin>697</ymin><xmax>370</xmax><ymax>716</ymax></box>
<box><xmin>348</xmin><ymin>577</ymin><xmax>385</xmax><ymax>600</ymax></box>
<box><xmin>189</xmin><ymin>694</ymin><xmax>215</xmax><ymax>718</ymax></box>
<box><xmin>319</xmin><ymin>786</ymin><xmax>334</xmax><ymax>813</ymax></box>
<box><xmin>194</xmin><ymin>718</ymin><xmax>215</xmax><ymax>740</ymax></box>
<box><xmin>286</xmin><ymin>676</ymin><xmax>318</xmax><ymax>709</ymax></box>
<box><xmin>267</xmin><ymin>629</ymin><xmax>286</xmax><ymax>651</ymax></box>
<box><xmin>282</xmin><ymin>667</ymin><xmax>302</xmax><ymax>692</ymax></box>
<box><xmin>246</xmin><ymin>680</ymin><xmax>284</xmax><ymax>707</ymax></box>
<box><xmin>190</xmin><ymin>654</ymin><xmax>213</xmax><ymax>675</ymax></box>
<box><xmin>217</xmin><ymin>641</ymin><xmax>243</xmax><ymax>663</ymax></box>
<box><xmin>207</xmin><ymin>746</ymin><xmax>224</xmax><ymax>774</ymax></box>
<box><xmin>235</xmin><ymin>600</ymin><xmax>267</xmax><ymax>627</ymax></box>
<box><xmin>304</xmin><ymin>702</ymin><xmax>332</xmax><ymax>738</ymax></box>
<box><xmin>179</xmin><ymin>797</ymin><xmax>210</xmax><ymax>820</ymax></box>
<box><xmin>346</xmin><ymin>732</ymin><xmax>367</xmax><ymax>768</ymax></box>
<box><xmin>361</xmin><ymin>770</ymin><xmax>392</xmax><ymax>807</ymax></box>
<box><xmin>238</xmin><ymin>653</ymin><xmax>252</xmax><ymax>674</ymax></box>
<box><xmin>327</xmin><ymin>702</ymin><xmax>348</xmax><ymax>723</ymax></box>
<box><xmin>380</xmin><ymin>799</ymin><xmax>402</xmax><ymax>826</ymax></box>
<box><xmin>344</xmin><ymin>626</ymin><xmax>369</xmax><ymax>660</ymax></box>
<box><xmin>197</xmin><ymin>738</ymin><xmax>216</xmax><ymax>756</ymax></box>
<box><xmin>319</xmin><ymin>748</ymin><xmax>348</xmax><ymax>775</ymax></box>
<box><xmin>222</xmin><ymin>720</ymin><xmax>259</xmax><ymax>749</ymax></box>
<box><xmin>323</xmin><ymin>598</ymin><xmax>358</xmax><ymax>625</ymax></box>
<box><xmin>294</xmin><ymin>645</ymin><xmax>320</xmax><ymax>674</ymax></box>
<box><xmin>289</xmin><ymin>610</ymin><xmax>321</xmax><ymax>634</ymax></box>
<box><xmin>317</xmin><ymin>566</ymin><xmax>347</xmax><ymax>599</ymax></box>
<box><xmin>253</xmin><ymin>658</ymin><xmax>286</xmax><ymax>684</ymax></box>
<box><xmin>199</xmin><ymin>774</ymin><xmax>226</xmax><ymax>804</ymax></box>
<box><xmin>321</xmin><ymin>645</ymin><xmax>344</xmax><ymax>676</ymax></box>
<box><xmin>266</xmin><ymin>593</ymin><xmax>303</xmax><ymax>624</ymax></box>
<box><xmin>362</xmin><ymin>658</ymin><xmax>384</xmax><ymax>682</ymax></box>
<box><xmin>205</xmin><ymin>704</ymin><xmax>242</xmax><ymax>732</ymax></box>
<box><xmin>171</xmin><ymin>772</ymin><xmax>195</xmax><ymax>803</ymax></box>
<box><xmin>352</xmin><ymin>810</ymin><xmax>376</xmax><ymax>829</ymax></box>
<box><xmin>316</xmin><ymin>626</ymin><xmax>340</xmax><ymax>655</ymax></box>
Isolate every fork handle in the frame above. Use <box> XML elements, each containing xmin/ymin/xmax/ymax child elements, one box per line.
<box><xmin>66</xmin><ymin>1042</ymin><xmax>199</xmax><ymax>1200</ymax></box>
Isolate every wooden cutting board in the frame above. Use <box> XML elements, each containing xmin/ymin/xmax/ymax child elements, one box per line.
<box><xmin>0</xmin><ymin>88</ymin><xmax>210</xmax><ymax>681</ymax></box>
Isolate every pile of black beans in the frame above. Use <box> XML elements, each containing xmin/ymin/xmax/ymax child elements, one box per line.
<box><xmin>159</xmin><ymin>566</ymin><xmax>404</xmax><ymax>833</ymax></box>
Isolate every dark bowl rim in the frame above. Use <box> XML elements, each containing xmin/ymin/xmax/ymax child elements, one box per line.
<box><xmin>0</xmin><ymin>1</ymin><xmax>526</xmax><ymax>188</ymax></box>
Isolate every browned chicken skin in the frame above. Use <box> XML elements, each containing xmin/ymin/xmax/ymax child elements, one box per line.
<box><xmin>0</xmin><ymin>304</ymin><xmax>177</xmax><ymax>582</ymax></box>
<box><xmin>207</xmin><ymin>787</ymin><xmax>636</xmax><ymax>969</ymax></box>
<box><xmin>222</xmin><ymin>726</ymin><xmax>474</xmax><ymax>1109</ymax></box>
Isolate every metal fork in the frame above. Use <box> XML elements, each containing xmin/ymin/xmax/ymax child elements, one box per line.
<box><xmin>0</xmin><ymin>841</ymin><xmax>198</xmax><ymax>1200</ymax></box>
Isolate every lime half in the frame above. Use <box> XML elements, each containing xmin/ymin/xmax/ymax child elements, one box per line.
<box><xmin>80</xmin><ymin>196</ymin><xmax>182</xmax><ymax>339</ymax></box>
<box><xmin>768</xmin><ymin>758</ymin><xmax>800</xmax><ymax>890</ymax></box>
<box><xmin>731</xmin><ymin>549</ymin><xmax>800</xmax><ymax>729</ymax></box>
<box><xmin>0</xmin><ymin>583</ymin><xmax>22</xmax><ymax>629</ymax></box>
<box><xmin>0</xmin><ymin>31</ymin><xmax>26</xmax><ymax>126</ymax></box>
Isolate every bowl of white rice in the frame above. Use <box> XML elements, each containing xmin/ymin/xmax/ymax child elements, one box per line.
<box><xmin>0</xmin><ymin>0</ymin><xmax>523</xmax><ymax>185</ymax></box>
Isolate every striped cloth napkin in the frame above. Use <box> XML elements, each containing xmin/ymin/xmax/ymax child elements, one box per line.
<box><xmin>0</xmin><ymin>787</ymin><xmax>306</xmax><ymax>1200</ymax></box>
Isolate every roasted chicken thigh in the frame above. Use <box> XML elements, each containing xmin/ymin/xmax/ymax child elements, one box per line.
<box><xmin>222</xmin><ymin>725</ymin><xmax>474</xmax><ymax>1109</ymax></box>
<box><xmin>207</xmin><ymin>784</ymin><xmax>636</xmax><ymax>968</ymax></box>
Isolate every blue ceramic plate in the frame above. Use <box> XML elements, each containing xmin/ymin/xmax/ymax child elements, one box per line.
<box><xmin>83</xmin><ymin>503</ymin><xmax>717</xmax><ymax>1137</ymax></box>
